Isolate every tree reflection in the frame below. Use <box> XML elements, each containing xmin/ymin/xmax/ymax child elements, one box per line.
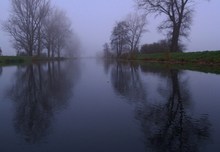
<box><xmin>111</xmin><ymin>61</ymin><xmax>146</xmax><ymax>102</ymax></box>
<box><xmin>104</xmin><ymin>60</ymin><xmax>211</xmax><ymax>152</ymax></box>
<box><xmin>0</xmin><ymin>66</ymin><xmax>2</xmax><ymax>76</ymax></box>
<box><xmin>103</xmin><ymin>59</ymin><xmax>115</xmax><ymax>75</ymax></box>
<box><xmin>136</xmin><ymin>67</ymin><xmax>210</xmax><ymax>152</ymax></box>
<box><xmin>8</xmin><ymin>61</ymin><xmax>79</xmax><ymax>143</ymax></box>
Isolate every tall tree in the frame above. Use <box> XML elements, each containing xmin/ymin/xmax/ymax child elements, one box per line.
<box><xmin>110</xmin><ymin>13</ymin><xmax>146</xmax><ymax>57</ymax></box>
<box><xmin>3</xmin><ymin>0</ymin><xmax>50</xmax><ymax>56</ymax></box>
<box><xmin>126</xmin><ymin>13</ymin><xmax>147</xmax><ymax>53</ymax></box>
<box><xmin>43</xmin><ymin>9</ymin><xmax>72</xmax><ymax>58</ymax></box>
<box><xmin>111</xmin><ymin>21</ymin><xmax>129</xmax><ymax>57</ymax></box>
<box><xmin>137</xmin><ymin>0</ymin><xmax>198</xmax><ymax>52</ymax></box>
<box><xmin>53</xmin><ymin>10</ymin><xmax>72</xmax><ymax>58</ymax></box>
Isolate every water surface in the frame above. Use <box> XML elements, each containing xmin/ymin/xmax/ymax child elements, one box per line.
<box><xmin>0</xmin><ymin>60</ymin><xmax>220</xmax><ymax>152</ymax></box>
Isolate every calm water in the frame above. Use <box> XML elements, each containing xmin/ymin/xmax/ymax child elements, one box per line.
<box><xmin>0</xmin><ymin>60</ymin><xmax>220</xmax><ymax>152</ymax></box>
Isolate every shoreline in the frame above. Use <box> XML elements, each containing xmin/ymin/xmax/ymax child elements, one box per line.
<box><xmin>136</xmin><ymin>59</ymin><xmax>220</xmax><ymax>66</ymax></box>
<box><xmin>120</xmin><ymin>50</ymin><xmax>220</xmax><ymax>66</ymax></box>
<box><xmin>0</xmin><ymin>56</ymin><xmax>67</xmax><ymax>66</ymax></box>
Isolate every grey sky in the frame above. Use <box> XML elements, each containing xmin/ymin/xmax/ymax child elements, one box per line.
<box><xmin>0</xmin><ymin>0</ymin><xmax>220</xmax><ymax>56</ymax></box>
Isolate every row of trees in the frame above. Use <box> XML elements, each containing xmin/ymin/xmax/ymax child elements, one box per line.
<box><xmin>103</xmin><ymin>0</ymin><xmax>208</xmax><ymax>57</ymax></box>
<box><xmin>3</xmin><ymin>0</ymin><xmax>79</xmax><ymax>57</ymax></box>
<box><xmin>103</xmin><ymin>13</ymin><xmax>147</xmax><ymax>58</ymax></box>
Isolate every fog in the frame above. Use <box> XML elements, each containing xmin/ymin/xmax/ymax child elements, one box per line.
<box><xmin>0</xmin><ymin>0</ymin><xmax>220</xmax><ymax>56</ymax></box>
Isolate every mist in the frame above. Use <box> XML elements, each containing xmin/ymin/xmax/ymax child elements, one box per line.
<box><xmin>0</xmin><ymin>0</ymin><xmax>220</xmax><ymax>56</ymax></box>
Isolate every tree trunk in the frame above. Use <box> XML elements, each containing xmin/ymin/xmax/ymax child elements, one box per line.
<box><xmin>37</xmin><ymin>28</ymin><xmax>42</xmax><ymax>56</ymax></box>
<box><xmin>47</xmin><ymin>46</ymin><xmax>51</xmax><ymax>58</ymax></box>
<box><xmin>170</xmin><ymin>26</ymin><xmax>180</xmax><ymax>52</ymax></box>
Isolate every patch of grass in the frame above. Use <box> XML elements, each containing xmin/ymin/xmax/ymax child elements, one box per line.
<box><xmin>0</xmin><ymin>56</ymin><xmax>31</xmax><ymax>66</ymax></box>
<box><xmin>138</xmin><ymin>61</ymin><xmax>220</xmax><ymax>75</ymax></box>
<box><xmin>134</xmin><ymin>50</ymin><xmax>220</xmax><ymax>64</ymax></box>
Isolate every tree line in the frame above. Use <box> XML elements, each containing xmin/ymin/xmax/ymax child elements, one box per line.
<box><xmin>2</xmin><ymin>0</ymin><xmax>79</xmax><ymax>58</ymax></box>
<box><xmin>103</xmin><ymin>13</ymin><xmax>147</xmax><ymax>58</ymax></box>
<box><xmin>103</xmin><ymin>0</ymin><xmax>209</xmax><ymax>58</ymax></box>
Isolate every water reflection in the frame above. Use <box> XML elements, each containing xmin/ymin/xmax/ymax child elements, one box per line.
<box><xmin>103</xmin><ymin>60</ymin><xmax>211</xmax><ymax>152</ymax></box>
<box><xmin>138</xmin><ymin>69</ymin><xmax>210</xmax><ymax>152</ymax></box>
<box><xmin>0</xmin><ymin>66</ymin><xmax>2</xmax><ymax>76</ymax></box>
<box><xmin>7</xmin><ymin>61</ymin><xmax>80</xmax><ymax>143</ymax></box>
<box><xmin>111</xmin><ymin>61</ymin><xmax>146</xmax><ymax>102</ymax></box>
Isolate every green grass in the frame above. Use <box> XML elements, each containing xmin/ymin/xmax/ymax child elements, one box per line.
<box><xmin>134</xmin><ymin>50</ymin><xmax>220</xmax><ymax>64</ymax></box>
<box><xmin>138</xmin><ymin>61</ymin><xmax>220</xmax><ymax>75</ymax></box>
<box><xmin>0</xmin><ymin>56</ymin><xmax>31</xmax><ymax>66</ymax></box>
<box><xmin>0</xmin><ymin>56</ymin><xmax>66</xmax><ymax>66</ymax></box>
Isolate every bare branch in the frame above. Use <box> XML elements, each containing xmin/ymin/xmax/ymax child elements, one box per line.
<box><xmin>136</xmin><ymin>0</ymin><xmax>204</xmax><ymax>52</ymax></box>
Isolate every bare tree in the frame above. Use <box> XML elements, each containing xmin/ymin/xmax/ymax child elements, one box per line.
<box><xmin>42</xmin><ymin>8</ymin><xmax>55</xmax><ymax>58</ymax></box>
<box><xmin>3</xmin><ymin>0</ymin><xmax>50</xmax><ymax>56</ymax></box>
<box><xmin>0</xmin><ymin>47</ymin><xmax>2</xmax><ymax>56</ymax></box>
<box><xmin>136</xmin><ymin>0</ymin><xmax>200</xmax><ymax>52</ymax></box>
<box><xmin>126</xmin><ymin>13</ymin><xmax>147</xmax><ymax>53</ymax></box>
<box><xmin>103</xmin><ymin>43</ymin><xmax>111</xmax><ymax>58</ymax></box>
<box><xmin>63</xmin><ymin>34</ymin><xmax>81</xmax><ymax>58</ymax></box>
<box><xmin>54</xmin><ymin>10</ymin><xmax>72</xmax><ymax>58</ymax></box>
<box><xmin>111</xmin><ymin>21</ymin><xmax>130</xmax><ymax>57</ymax></box>
<box><xmin>43</xmin><ymin>9</ymin><xmax>72</xmax><ymax>58</ymax></box>
<box><xmin>110</xmin><ymin>13</ymin><xmax>146</xmax><ymax>58</ymax></box>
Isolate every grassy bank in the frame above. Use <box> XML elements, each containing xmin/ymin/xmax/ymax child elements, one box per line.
<box><xmin>138</xmin><ymin>61</ymin><xmax>220</xmax><ymax>75</ymax></box>
<box><xmin>0</xmin><ymin>56</ymin><xmax>65</xmax><ymax>66</ymax></box>
<box><xmin>0</xmin><ymin>56</ymin><xmax>31</xmax><ymax>66</ymax></box>
<box><xmin>133</xmin><ymin>50</ymin><xmax>220</xmax><ymax>65</ymax></box>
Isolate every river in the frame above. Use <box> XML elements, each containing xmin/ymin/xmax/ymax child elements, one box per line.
<box><xmin>0</xmin><ymin>59</ymin><xmax>219</xmax><ymax>152</ymax></box>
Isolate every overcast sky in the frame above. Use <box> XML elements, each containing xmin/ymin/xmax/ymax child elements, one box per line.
<box><xmin>0</xmin><ymin>0</ymin><xmax>220</xmax><ymax>56</ymax></box>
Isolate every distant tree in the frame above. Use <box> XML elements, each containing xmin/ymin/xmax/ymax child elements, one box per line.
<box><xmin>126</xmin><ymin>13</ymin><xmax>147</xmax><ymax>53</ymax></box>
<box><xmin>111</xmin><ymin>21</ymin><xmax>130</xmax><ymax>57</ymax></box>
<box><xmin>110</xmin><ymin>13</ymin><xmax>147</xmax><ymax>57</ymax></box>
<box><xmin>43</xmin><ymin>9</ymin><xmax>72</xmax><ymax>58</ymax></box>
<box><xmin>63</xmin><ymin>33</ymin><xmax>81</xmax><ymax>58</ymax></box>
<box><xmin>136</xmin><ymin>0</ymin><xmax>206</xmax><ymax>52</ymax></box>
<box><xmin>53</xmin><ymin>10</ymin><xmax>72</xmax><ymax>58</ymax></box>
<box><xmin>42</xmin><ymin>8</ymin><xmax>55</xmax><ymax>58</ymax></box>
<box><xmin>0</xmin><ymin>47</ymin><xmax>2</xmax><ymax>56</ymax></box>
<box><xmin>103</xmin><ymin>43</ymin><xmax>111</xmax><ymax>58</ymax></box>
<box><xmin>3</xmin><ymin>0</ymin><xmax>50</xmax><ymax>56</ymax></box>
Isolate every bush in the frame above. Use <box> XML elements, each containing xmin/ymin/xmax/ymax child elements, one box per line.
<box><xmin>140</xmin><ymin>39</ymin><xmax>185</xmax><ymax>54</ymax></box>
<box><xmin>140</xmin><ymin>40</ymin><xmax>169</xmax><ymax>54</ymax></box>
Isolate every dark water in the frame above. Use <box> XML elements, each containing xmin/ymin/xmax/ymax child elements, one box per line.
<box><xmin>0</xmin><ymin>60</ymin><xmax>220</xmax><ymax>152</ymax></box>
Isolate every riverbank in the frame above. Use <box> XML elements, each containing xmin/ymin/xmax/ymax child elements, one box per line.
<box><xmin>137</xmin><ymin>61</ymin><xmax>220</xmax><ymax>75</ymax></box>
<box><xmin>131</xmin><ymin>50</ymin><xmax>220</xmax><ymax>65</ymax></box>
<box><xmin>0</xmin><ymin>56</ymin><xmax>66</xmax><ymax>66</ymax></box>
